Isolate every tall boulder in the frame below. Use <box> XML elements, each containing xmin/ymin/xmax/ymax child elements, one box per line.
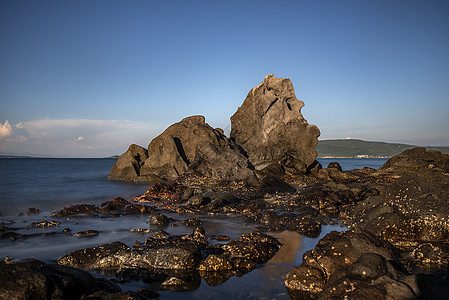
<box><xmin>230</xmin><ymin>74</ymin><xmax>320</xmax><ymax>173</ymax></box>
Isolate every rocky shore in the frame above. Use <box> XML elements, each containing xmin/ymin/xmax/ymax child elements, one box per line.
<box><xmin>1</xmin><ymin>75</ymin><xmax>448</xmax><ymax>299</ymax></box>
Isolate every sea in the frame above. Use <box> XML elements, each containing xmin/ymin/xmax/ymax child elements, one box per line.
<box><xmin>0</xmin><ymin>157</ymin><xmax>388</xmax><ymax>299</ymax></box>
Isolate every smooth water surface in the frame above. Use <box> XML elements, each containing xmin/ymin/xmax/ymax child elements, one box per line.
<box><xmin>317</xmin><ymin>157</ymin><xmax>388</xmax><ymax>171</ymax></box>
<box><xmin>0</xmin><ymin>158</ymin><xmax>148</xmax><ymax>216</ymax></box>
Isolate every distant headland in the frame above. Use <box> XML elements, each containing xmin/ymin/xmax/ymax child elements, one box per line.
<box><xmin>317</xmin><ymin>139</ymin><xmax>449</xmax><ymax>158</ymax></box>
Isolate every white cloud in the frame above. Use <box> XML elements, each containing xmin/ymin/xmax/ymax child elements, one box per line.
<box><xmin>0</xmin><ymin>120</ymin><xmax>12</xmax><ymax>141</ymax></box>
<box><xmin>0</xmin><ymin>118</ymin><xmax>165</xmax><ymax>157</ymax></box>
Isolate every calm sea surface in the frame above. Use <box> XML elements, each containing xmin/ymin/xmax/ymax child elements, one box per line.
<box><xmin>0</xmin><ymin>157</ymin><xmax>388</xmax><ymax>299</ymax></box>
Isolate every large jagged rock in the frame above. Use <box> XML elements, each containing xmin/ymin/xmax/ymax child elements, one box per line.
<box><xmin>140</xmin><ymin>115</ymin><xmax>254</xmax><ymax>181</ymax></box>
<box><xmin>107</xmin><ymin>144</ymin><xmax>153</xmax><ymax>183</ymax></box>
<box><xmin>109</xmin><ymin>116</ymin><xmax>255</xmax><ymax>182</ymax></box>
<box><xmin>230</xmin><ymin>74</ymin><xmax>320</xmax><ymax>172</ymax></box>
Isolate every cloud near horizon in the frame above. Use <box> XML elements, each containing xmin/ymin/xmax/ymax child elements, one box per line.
<box><xmin>0</xmin><ymin>118</ymin><xmax>165</xmax><ymax>157</ymax></box>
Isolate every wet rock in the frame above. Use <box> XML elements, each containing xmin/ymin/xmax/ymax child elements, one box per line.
<box><xmin>26</xmin><ymin>207</ymin><xmax>40</xmax><ymax>215</ymax></box>
<box><xmin>349</xmin><ymin>168</ymin><xmax>449</xmax><ymax>259</ymax></box>
<box><xmin>57</xmin><ymin>241</ymin><xmax>130</xmax><ymax>269</ymax></box>
<box><xmin>230</xmin><ymin>74</ymin><xmax>320</xmax><ymax>172</ymax></box>
<box><xmin>326</xmin><ymin>162</ymin><xmax>342</xmax><ymax>171</ymax></box>
<box><xmin>214</xmin><ymin>235</ymin><xmax>230</xmax><ymax>241</ymax></box>
<box><xmin>129</xmin><ymin>228</ymin><xmax>152</xmax><ymax>234</ymax></box>
<box><xmin>102</xmin><ymin>243</ymin><xmax>202</xmax><ymax>270</ymax></box>
<box><xmin>133</xmin><ymin>182</ymin><xmax>187</xmax><ymax>204</ymax></box>
<box><xmin>52</xmin><ymin>204</ymin><xmax>98</xmax><ymax>217</ymax></box>
<box><xmin>32</xmin><ymin>220</ymin><xmax>60</xmax><ymax>227</ymax></box>
<box><xmin>0</xmin><ymin>231</ymin><xmax>29</xmax><ymax>240</ymax></box>
<box><xmin>197</xmin><ymin>254</ymin><xmax>257</xmax><ymax>272</ymax></box>
<box><xmin>198</xmin><ymin>254</ymin><xmax>233</xmax><ymax>271</ymax></box>
<box><xmin>149</xmin><ymin>213</ymin><xmax>170</xmax><ymax>226</ymax></box>
<box><xmin>181</xmin><ymin>218</ymin><xmax>203</xmax><ymax>227</ymax></box>
<box><xmin>285</xmin><ymin>228</ymin><xmax>399</xmax><ymax>297</ymax></box>
<box><xmin>222</xmin><ymin>231</ymin><xmax>282</xmax><ymax>264</ymax></box>
<box><xmin>152</xmin><ymin>229</ymin><xmax>170</xmax><ymax>239</ymax></box>
<box><xmin>52</xmin><ymin>198</ymin><xmax>155</xmax><ymax>218</ymax></box>
<box><xmin>186</xmin><ymin>194</ymin><xmax>207</xmax><ymax>206</ymax></box>
<box><xmin>403</xmin><ymin>242</ymin><xmax>449</xmax><ymax>270</ymax></box>
<box><xmin>379</xmin><ymin>147</ymin><xmax>449</xmax><ymax>174</ymax></box>
<box><xmin>74</xmin><ymin>230</ymin><xmax>100</xmax><ymax>237</ymax></box>
<box><xmin>0</xmin><ymin>259</ymin><xmax>120</xmax><ymax>300</ymax></box>
<box><xmin>107</xmin><ymin>144</ymin><xmax>151</xmax><ymax>183</ymax></box>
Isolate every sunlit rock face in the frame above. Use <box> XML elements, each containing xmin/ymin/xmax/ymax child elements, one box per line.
<box><xmin>230</xmin><ymin>74</ymin><xmax>320</xmax><ymax>173</ymax></box>
<box><xmin>139</xmin><ymin>115</ymin><xmax>254</xmax><ymax>181</ymax></box>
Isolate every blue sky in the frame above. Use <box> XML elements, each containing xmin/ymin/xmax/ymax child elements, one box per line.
<box><xmin>1</xmin><ymin>0</ymin><xmax>448</xmax><ymax>157</ymax></box>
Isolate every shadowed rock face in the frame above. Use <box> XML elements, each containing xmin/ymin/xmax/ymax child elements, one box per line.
<box><xmin>230</xmin><ymin>74</ymin><xmax>320</xmax><ymax>172</ymax></box>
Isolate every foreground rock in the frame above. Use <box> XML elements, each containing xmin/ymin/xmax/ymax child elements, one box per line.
<box><xmin>231</xmin><ymin>74</ymin><xmax>320</xmax><ymax>173</ymax></box>
<box><xmin>0</xmin><ymin>258</ymin><xmax>123</xmax><ymax>299</ymax></box>
<box><xmin>51</xmin><ymin>197</ymin><xmax>155</xmax><ymax>218</ymax></box>
<box><xmin>57</xmin><ymin>229</ymin><xmax>282</xmax><ymax>291</ymax></box>
<box><xmin>285</xmin><ymin>228</ymin><xmax>449</xmax><ymax>299</ymax></box>
<box><xmin>346</xmin><ymin>149</ymin><xmax>449</xmax><ymax>270</ymax></box>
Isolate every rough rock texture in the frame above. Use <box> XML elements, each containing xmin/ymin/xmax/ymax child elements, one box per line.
<box><xmin>141</xmin><ymin>115</ymin><xmax>254</xmax><ymax>181</ymax></box>
<box><xmin>57</xmin><ymin>242</ymin><xmax>130</xmax><ymax>269</ymax></box>
<box><xmin>379</xmin><ymin>147</ymin><xmax>449</xmax><ymax>174</ymax></box>
<box><xmin>286</xmin><ymin>228</ymin><xmax>449</xmax><ymax>300</ymax></box>
<box><xmin>0</xmin><ymin>259</ymin><xmax>121</xmax><ymax>300</ymax></box>
<box><xmin>230</xmin><ymin>74</ymin><xmax>320</xmax><ymax>172</ymax></box>
<box><xmin>346</xmin><ymin>149</ymin><xmax>449</xmax><ymax>269</ymax></box>
<box><xmin>107</xmin><ymin>144</ymin><xmax>151</xmax><ymax>183</ymax></box>
<box><xmin>109</xmin><ymin>116</ymin><xmax>254</xmax><ymax>182</ymax></box>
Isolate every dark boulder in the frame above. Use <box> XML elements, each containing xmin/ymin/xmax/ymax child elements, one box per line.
<box><xmin>285</xmin><ymin>228</ymin><xmax>399</xmax><ymax>297</ymax></box>
<box><xmin>181</xmin><ymin>218</ymin><xmax>203</xmax><ymax>227</ymax></box>
<box><xmin>26</xmin><ymin>207</ymin><xmax>40</xmax><ymax>215</ymax></box>
<box><xmin>149</xmin><ymin>213</ymin><xmax>170</xmax><ymax>226</ymax></box>
<box><xmin>326</xmin><ymin>162</ymin><xmax>342</xmax><ymax>171</ymax></box>
<box><xmin>379</xmin><ymin>147</ymin><xmax>449</xmax><ymax>174</ymax></box>
<box><xmin>139</xmin><ymin>115</ymin><xmax>254</xmax><ymax>181</ymax></box>
<box><xmin>101</xmin><ymin>243</ymin><xmax>203</xmax><ymax>270</ymax></box>
<box><xmin>0</xmin><ymin>259</ymin><xmax>120</xmax><ymax>300</ymax></box>
<box><xmin>348</xmin><ymin>168</ymin><xmax>449</xmax><ymax>268</ymax></box>
<box><xmin>107</xmin><ymin>144</ymin><xmax>153</xmax><ymax>183</ymax></box>
<box><xmin>230</xmin><ymin>74</ymin><xmax>320</xmax><ymax>172</ymax></box>
<box><xmin>57</xmin><ymin>241</ymin><xmax>130</xmax><ymax>269</ymax></box>
<box><xmin>222</xmin><ymin>231</ymin><xmax>282</xmax><ymax>264</ymax></box>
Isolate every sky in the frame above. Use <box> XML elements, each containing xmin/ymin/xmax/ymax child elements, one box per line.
<box><xmin>1</xmin><ymin>0</ymin><xmax>448</xmax><ymax>157</ymax></box>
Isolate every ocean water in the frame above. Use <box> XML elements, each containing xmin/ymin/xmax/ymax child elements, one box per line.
<box><xmin>0</xmin><ymin>157</ymin><xmax>387</xmax><ymax>299</ymax></box>
<box><xmin>0</xmin><ymin>158</ymin><xmax>149</xmax><ymax>216</ymax></box>
<box><xmin>317</xmin><ymin>157</ymin><xmax>389</xmax><ymax>171</ymax></box>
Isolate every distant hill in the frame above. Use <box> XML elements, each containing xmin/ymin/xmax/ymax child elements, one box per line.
<box><xmin>316</xmin><ymin>139</ymin><xmax>449</xmax><ymax>158</ymax></box>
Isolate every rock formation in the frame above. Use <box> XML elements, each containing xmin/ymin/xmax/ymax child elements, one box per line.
<box><xmin>109</xmin><ymin>115</ymin><xmax>254</xmax><ymax>182</ymax></box>
<box><xmin>107</xmin><ymin>144</ymin><xmax>150</xmax><ymax>183</ymax></box>
<box><xmin>230</xmin><ymin>74</ymin><xmax>320</xmax><ymax>173</ymax></box>
<box><xmin>109</xmin><ymin>75</ymin><xmax>321</xmax><ymax>183</ymax></box>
